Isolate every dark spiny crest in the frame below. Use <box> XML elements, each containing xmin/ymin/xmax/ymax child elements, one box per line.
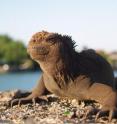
<box><xmin>46</xmin><ymin>33</ymin><xmax>77</xmax><ymax>88</ymax></box>
<box><xmin>46</xmin><ymin>33</ymin><xmax>76</xmax><ymax>51</ymax></box>
<box><xmin>32</xmin><ymin>31</ymin><xmax>76</xmax><ymax>52</ymax></box>
<box><xmin>46</xmin><ymin>32</ymin><xmax>77</xmax><ymax>88</ymax></box>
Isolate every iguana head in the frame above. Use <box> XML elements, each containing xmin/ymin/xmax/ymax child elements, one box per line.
<box><xmin>27</xmin><ymin>31</ymin><xmax>76</xmax><ymax>63</ymax></box>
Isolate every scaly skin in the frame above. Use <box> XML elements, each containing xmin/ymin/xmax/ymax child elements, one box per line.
<box><xmin>11</xmin><ymin>31</ymin><xmax>117</xmax><ymax>121</ymax></box>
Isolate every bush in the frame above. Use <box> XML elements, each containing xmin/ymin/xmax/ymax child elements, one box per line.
<box><xmin>0</xmin><ymin>35</ymin><xmax>27</xmax><ymax>65</ymax></box>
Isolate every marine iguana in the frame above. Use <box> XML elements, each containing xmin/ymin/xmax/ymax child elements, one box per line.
<box><xmin>11</xmin><ymin>31</ymin><xmax>117</xmax><ymax>121</ymax></box>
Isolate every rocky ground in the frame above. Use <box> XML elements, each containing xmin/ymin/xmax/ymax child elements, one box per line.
<box><xmin>0</xmin><ymin>90</ymin><xmax>117</xmax><ymax>124</ymax></box>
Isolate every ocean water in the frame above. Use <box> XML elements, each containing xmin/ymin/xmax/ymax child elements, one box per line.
<box><xmin>0</xmin><ymin>71</ymin><xmax>41</xmax><ymax>91</ymax></box>
<box><xmin>0</xmin><ymin>71</ymin><xmax>117</xmax><ymax>91</ymax></box>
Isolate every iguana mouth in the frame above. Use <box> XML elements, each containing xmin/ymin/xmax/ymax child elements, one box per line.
<box><xmin>31</xmin><ymin>46</ymin><xmax>49</xmax><ymax>55</ymax></box>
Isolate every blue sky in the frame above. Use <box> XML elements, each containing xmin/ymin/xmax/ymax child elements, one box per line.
<box><xmin>0</xmin><ymin>0</ymin><xmax>117</xmax><ymax>51</ymax></box>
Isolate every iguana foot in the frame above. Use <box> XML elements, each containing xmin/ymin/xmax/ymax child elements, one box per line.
<box><xmin>10</xmin><ymin>94</ymin><xmax>48</xmax><ymax>107</ymax></box>
<box><xmin>95</xmin><ymin>109</ymin><xmax>114</xmax><ymax>122</ymax></box>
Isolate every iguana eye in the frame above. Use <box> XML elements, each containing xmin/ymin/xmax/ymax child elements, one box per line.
<box><xmin>46</xmin><ymin>37</ymin><xmax>55</xmax><ymax>43</ymax></box>
<box><xmin>45</xmin><ymin>38</ymin><xmax>56</xmax><ymax>45</ymax></box>
<box><xmin>46</xmin><ymin>34</ymin><xmax>60</xmax><ymax>45</ymax></box>
<box><xmin>32</xmin><ymin>39</ymin><xmax>36</xmax><ymax>43</ymax></box>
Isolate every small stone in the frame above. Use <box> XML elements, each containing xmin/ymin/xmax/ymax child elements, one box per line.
<box><xmin>71</xmin><ymin>99</ymin><xmax>78</xmax><ymax>106</ymax></box>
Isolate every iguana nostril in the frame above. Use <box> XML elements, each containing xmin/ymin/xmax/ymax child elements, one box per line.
<box><xmin>32</xmin><ymin>39</ymin><xmax>36</xmax><ymax>42</ymax></box>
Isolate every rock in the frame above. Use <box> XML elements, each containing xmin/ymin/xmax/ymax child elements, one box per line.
<box><xmin>0</xmin><ymin>90</ymin><xmax>117</xmax><ymax>124</ymax></box>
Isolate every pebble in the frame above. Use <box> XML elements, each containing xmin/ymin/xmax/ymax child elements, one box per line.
<box><xmin>0</xmin><ymin>90</ymin><xmax>117</xmax><ymax>124</ymax></box>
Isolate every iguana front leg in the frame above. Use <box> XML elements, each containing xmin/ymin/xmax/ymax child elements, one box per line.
<box><xmin>11</xmin><ymin>75</ymin><xmax>49</xmax><ymax>107</ymax></box>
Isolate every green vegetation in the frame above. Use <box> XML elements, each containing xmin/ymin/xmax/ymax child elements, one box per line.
<box><xmin>0</xmin><ymin>35</ymin><xmax>27</xmax><ymax>65</ymax></box>
<box><xmin>0</xmin><ymin>34</ymin><xmax>39</xmax><ymax>72</ymax></box>
<box><xmin>63</xmin><ymin>110</ymin><xmax>70</xmax><ymax>116</ymax></box>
